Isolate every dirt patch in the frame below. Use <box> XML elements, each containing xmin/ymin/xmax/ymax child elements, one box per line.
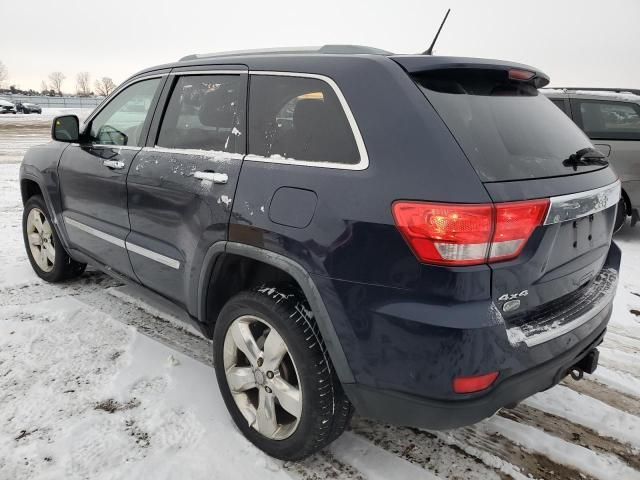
<box><xmin>14</xmin><ymin>428</ymin><xmax>38</xmax><ymax>441</ymax></box>
<box><xmin>124</xmin><ymin>420</ymin><xmax>151</xmax><ymax>448</ymax></box>
<box><xmin>94</xmin><ymin>398</ymin><xmax>140</xmax><ymax>414</ymax></box>
<box><xmin>500</xmin><ymin>404</ymin><xmax>640</xmax><ymax>471</ymax></box>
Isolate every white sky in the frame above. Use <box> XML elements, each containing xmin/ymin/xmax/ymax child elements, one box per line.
<box><xmin>1</xmin><ymin>0</ymin><xmax>639</xmax><ymax>92</ymax></box>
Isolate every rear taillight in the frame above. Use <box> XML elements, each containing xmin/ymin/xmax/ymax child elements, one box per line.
<box><xmin>392</xmin><ymin>199</ymin><xmax>549</xmax><ymax>266</ymax></box>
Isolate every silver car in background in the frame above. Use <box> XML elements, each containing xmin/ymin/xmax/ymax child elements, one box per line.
<box><xmin>0</xmin><ymin>98</ymin><xmax>17</xmax><ymax>114</ymax></box>
<box><xmin>542</xmin><ymin>88</ymin><xmax>640</xmax><ymax>230</ymax></box>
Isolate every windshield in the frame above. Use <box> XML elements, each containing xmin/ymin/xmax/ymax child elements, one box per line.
<box><xmin>414</xmin><ymin>69</ymin><xmax>604</xmax><ymax>182</ymax></box>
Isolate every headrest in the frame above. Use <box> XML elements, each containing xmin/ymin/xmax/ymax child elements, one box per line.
<box><xmin>199</xmin><ymin>88</ymin><xmax>235</xmax><ymax>127</ymax></box>
<box><xmin>293</xmin><ymin>99</ymin><xmax>332</xmax><ymax>133</ymax></box>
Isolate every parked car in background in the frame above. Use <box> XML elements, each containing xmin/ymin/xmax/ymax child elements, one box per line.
<box><xmin>542</xmin><ymin>88</ymin><xmax>640</xmax><ymax>230</ymax></box>
<box><xmin>16</xmin><ymin>102</ymin><xmax>42</xmax><ymax>114</ymax></box>
<box><xmin>0</xmin><ymin>98</ymin><xmax>17</xmax><ymax>114</ymax></box>
<box><xmin>20</xmin><ymin>46</ymin><xmax>621</xmax><ymax>460</ymax></box>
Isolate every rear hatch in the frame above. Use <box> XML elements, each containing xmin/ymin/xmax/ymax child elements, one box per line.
<box><xmin>394</xmin><ymin>57</ymin><xmax>620</xmax><ymax>346</ymax></box>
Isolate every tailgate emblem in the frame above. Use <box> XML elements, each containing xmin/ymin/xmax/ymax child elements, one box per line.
<box><xmin>499</xmin><ymin>290</ymin><xmax>527</xmax><ymax>313</ymax></box>
<box><xmin>498</xmin><ymin>290</ymin><xmax>528</xmax><ymax>302</ymax></box>
<box><xmin>503</xmin><ymin>299</ymin><xmax>521</xmax><ymax>312</ymax></box>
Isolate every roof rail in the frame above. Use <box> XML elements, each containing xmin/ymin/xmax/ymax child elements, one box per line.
<box><xmin>544</xmin><ymin>87</ymin><xmax>640</xmax><ymax>96</ymax></box>
<box><xmin>179</xmin><ymin>45</ymin><xmax>393</xmax><ymax>61</ymax></box>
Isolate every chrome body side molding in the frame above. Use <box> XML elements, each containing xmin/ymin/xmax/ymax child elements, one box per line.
<box><xmin>62</xmin><ymin>216</ymin><xmax>180</xmax><ymax>270</ymax></box>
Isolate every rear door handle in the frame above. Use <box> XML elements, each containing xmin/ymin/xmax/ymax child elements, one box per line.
<box><xmin>194</xmin><ymin>171</ymin><xmax>228</xmax><ymax>184</ymax></box>
<box><xmin>103</xmin><ymin>160</ymin><xmax>125</xmax><ymax>169</ymax></box>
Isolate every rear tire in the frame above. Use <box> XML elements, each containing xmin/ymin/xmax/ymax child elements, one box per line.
<box><xmin>23</xmin><ymin>195</ymin><xmax>86</xmax><ymax>282</ymax></box>
<box><xmin>213</xmin><ymin>286</ymin><xmax>352</xmax><ymax>460</ymax></box>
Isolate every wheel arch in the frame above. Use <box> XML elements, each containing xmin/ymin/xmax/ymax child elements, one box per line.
<box><xmin>20</xmin><ymin>177</ymin><xmax>43</xmax><ymax>205</ymax></box>
<box><xmin>20</xmin><ymin>174</ymin><xmax>73</xmax><ymax>254</ymax></box>
<box><xmin>198</xmin><ymin>242</ymin><xmax>354</xmax><ymax>383</ymax></box>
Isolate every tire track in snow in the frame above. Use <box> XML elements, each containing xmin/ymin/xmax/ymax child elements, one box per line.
<box><xmin>284</xmin><ymin>451</ymin><xmax>366</xmax><ymax>480</ymax></box>
<box><xmin>499</xmin><ymin>405</ymin><xmax>640</xmax><ymax>471</ymax></box>
<box><xmin>524</xmin><ymin>385</ymin><xmax>640</xmax><ymax>450</ymax></box>
<box><xmin>0</xmin><ymin>269</ymin><xmax>122</xmax><ymax>305</ymax></box>
<box><xmin>488</xmin><ymin>416</ymin><xmax>640</xmax><ymax>480</ymax></box>
<box><xmin>349</xmin><ymin>417</ymin><xmax>508</xmax><ymax>480</ymax></box>
<box><xmin>432</xmin><ymin>423</ymin><xmax>593</xmax><ymax>480</ymax></box>
<box><xmin>563</xmin><ymin>377</ymin><xmax>640</xmax><ymax>416</ymax></box>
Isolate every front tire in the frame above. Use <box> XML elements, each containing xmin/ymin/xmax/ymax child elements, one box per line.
<box><xmin>23</xmin><ymin>195</ymin><xmax>86</xmax><ymax>282</ymax></box>
<box><xmin>214</xmin><ymin>287</ymin><xmax>352</xmax><ymax>460</ymax></box>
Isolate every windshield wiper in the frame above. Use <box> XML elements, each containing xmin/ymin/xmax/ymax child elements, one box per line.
<box><xmin>563</xmin><ymin>147</ymin><xmax>608</xmax><ymax>170</ymax></box>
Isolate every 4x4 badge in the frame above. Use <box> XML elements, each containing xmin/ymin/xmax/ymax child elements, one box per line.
<box><xmin>498</xmin><ymin>290</ymin><xmax>528</xmax><ymax>302</ymax></box>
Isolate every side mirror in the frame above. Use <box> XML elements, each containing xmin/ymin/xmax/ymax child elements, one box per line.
<box><xmin>52</xmin><ymin>115</ymin><xmax>80</xmax><ymax>142</ymax></box>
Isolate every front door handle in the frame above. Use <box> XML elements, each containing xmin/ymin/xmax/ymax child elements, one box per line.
<box><xmin>194</xmin><ymin>171</ymin><xmax>228</xmax><ymax>184</ymax></box>
<box><xmin>103</xmin><ymin>160</ymin><xmax>125</xmax><ymax>169</ymax></box>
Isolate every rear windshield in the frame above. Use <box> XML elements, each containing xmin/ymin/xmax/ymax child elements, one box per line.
<box><xmin>414</xmin><ymin>69</ymin><xmax>603</xmax><ymax>182</ymax></box>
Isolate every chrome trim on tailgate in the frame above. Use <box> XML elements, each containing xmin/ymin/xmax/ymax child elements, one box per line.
<box><xmin>544</xmin><ymin>181</ymin><xmax>621</xmax><ymax>225</ymax></box>
<box><xmin>506</xmin><ymin>268</ymin><xmax>618</xmax><ymax>347</ymax></box>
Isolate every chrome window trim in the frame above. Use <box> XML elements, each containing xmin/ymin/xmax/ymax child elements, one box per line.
<box><xmin>126</xmin><ymin>241</ymin><xmax>180</xmax><ymax>270</ymax></box>
<box><xmin>169</xmin><ymin>70</ymin><xmax>247</xmax><ymax>76</ymax></box>
<box><xmin>544</xmin><ymin>180</ymin><xmax>621</xmax><ymax>225</ymax></box>
<box><xmin>82</xmin><ymin>73</ymin><xmax>168</xmax><ymax>128</ymax></box>
<box><xmin>64</xmin><ymin>216</ymin><xmax>125</xmax><ymax>248</ymax></box>
<box><xmin>67</xmin><ymin>144</ymin><xmax>141</xmax><ymax>151</ymax></box>
<box><xmin>142</xmin><ymin>146</ymin><xmax>244</xmax><ymax>160</ymax></box>
<box><xmin>246</xmin><ymin>70</ymin><xmax>369</xmax><ymax>171</ymax></box>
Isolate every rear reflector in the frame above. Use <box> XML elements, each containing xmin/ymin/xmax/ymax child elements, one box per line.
<box><xmin>392</xmin><ymin>199</ymin><xmax>549</xmax><ymax>266</ymax></box>
<box><xmin>453</xmin><ymin>372</ymin><xmax>499</xmax><ymax>394</ymax></box>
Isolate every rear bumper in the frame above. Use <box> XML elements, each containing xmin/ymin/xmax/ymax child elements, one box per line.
<box><xmin>343</xmin><ymin>304</ymin><xmax>610</xmax><ymax>429</ymax></box>
<box><xmin>317</xmin><ymin>241</ymin><xmax>620</xmax><ymax>430</ymax></box>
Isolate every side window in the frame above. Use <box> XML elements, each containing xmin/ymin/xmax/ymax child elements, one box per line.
<box><xmin>248</xmin><ymin>75</ymin><xmax>360</xmax><ymax>165</ymax></box>
<box><xmin>88</xmin><ymin>78</ymin><xmax>161</xmax><ymax>147</ymax></box>
<box><xmin>156</xmin><ymin>75</ymin><xmax>245</xmax><ymax>154</ymax></box>
<box><xmin>575</xmin><ymin>99</ymin><xmax>640</xmax><ymax>140</ymax></box>
<box><xmin>550</xmin><ymin>98</ymin><xmax>571</xmax><ymax>117</ymax></box>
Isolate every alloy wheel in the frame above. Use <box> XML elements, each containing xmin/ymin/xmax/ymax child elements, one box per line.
<box><xmin>223</xmin><ymin>315</ymin><xmax>303</xmax><ymax>440</ymax></box>
<box><xmin>26</xmin><ymin>207</ymin><xmax>55</xmax><ymax>272</ymax></box>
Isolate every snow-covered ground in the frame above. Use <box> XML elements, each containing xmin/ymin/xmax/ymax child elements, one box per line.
<box><xmin>1</xmin><ymin>121</ymin><xmax>640</xmax><ymax>479</ymax></box>
<box><xmin>0</xmin><ymin>109</ymin><xmax>92</xmax><ymax>164</ymax></box>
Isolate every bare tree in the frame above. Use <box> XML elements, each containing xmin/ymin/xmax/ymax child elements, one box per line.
<box><xmin>48</xmin><ymin>72</ymin><xmax>66</xmax><ymax>96</ymax></box>
<box><xmin>76</xmin><ymin>72</ymin><xmax>91</xmax><ymax>96</ymax></box>
<box><xmin>94</xmin><ymin>77</ymin><xmax>116</xmax><ymax>96</ymax></box>
<box><xmin>0</xmin><ymin>61</ymin><xmax>7</xmax><ymax>87</ymax></box>
<box><xmin>40</xmin><ymin>80</ymin><xmax>48</xmax><ymax>94</ymax></box>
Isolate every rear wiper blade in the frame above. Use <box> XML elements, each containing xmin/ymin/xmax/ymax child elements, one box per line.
<box><xmin>562</xmin><ymin>147</ymin><xmax>608</xmax><ymax>170</ymax></box>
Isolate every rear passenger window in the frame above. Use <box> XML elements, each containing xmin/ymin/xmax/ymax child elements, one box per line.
<box><xmin>157</xmin><ymin>75</ymin><xmax>245</xmax><ymax>153</ymax></box>
<box><xmin>575</xmin><ymin>100</ymin><xmax>640</xmax><ymax>140</ymax></box>
<box><xmin>248</xmin><ymin>75</ymin><xmax>359</xmax><ymax>165</ymax></box>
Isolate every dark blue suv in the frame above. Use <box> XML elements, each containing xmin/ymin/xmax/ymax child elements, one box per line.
<box><xmin>19</xmin><ymin>45</ymin><xmax>621</xmax><ymax>460</ymax></box>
